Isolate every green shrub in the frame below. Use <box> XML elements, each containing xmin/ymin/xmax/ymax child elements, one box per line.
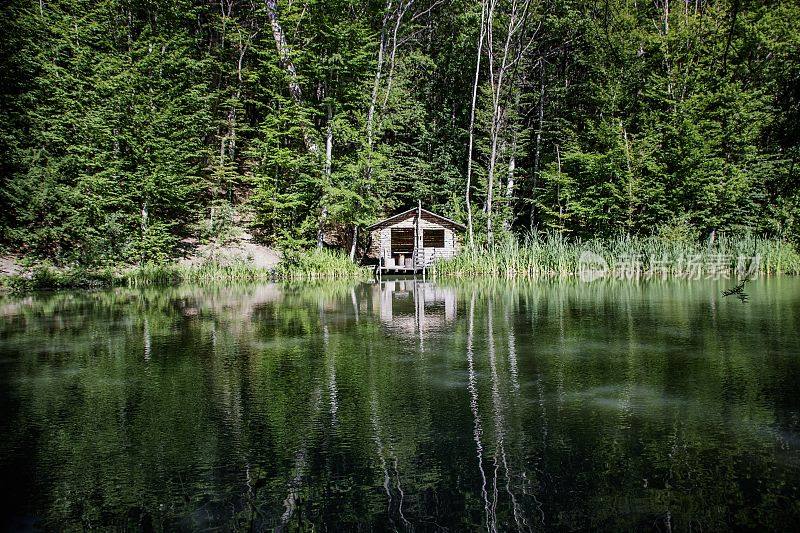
<box><xmin>6</xmin><ymin>264</ymin><xmax>118</xmax><ymax>291</ymax></box>
<box><xmin>275</xmin><ymin>248</ymin><xmax>367</xmax><ymax>280</ymax></box>
<box><xmin>196</xmin><ymin>200</ymin><xmax>241</xmax><ymax>244</ymax></box>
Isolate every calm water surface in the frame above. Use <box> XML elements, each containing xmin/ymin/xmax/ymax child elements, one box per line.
<box><xmin>1</xmin><ymin>278</ymin><xmax>800</xmax><ymax>531</ymax></box>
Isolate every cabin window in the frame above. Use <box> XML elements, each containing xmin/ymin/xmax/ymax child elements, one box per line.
<box><xmin>423</xmin><ymin>229</ymin><xmax>445</xmax><ymax>248</ymax></box>
<box><xmin>391</xmin><ymin>228</ymin><xmax>415</xmax><ymax>253</ymax></box>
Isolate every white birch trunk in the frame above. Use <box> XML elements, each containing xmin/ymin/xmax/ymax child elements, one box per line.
<box><xmin>265</xmin><ymin>0</ymin><xmax>318</xmax><ymax>154</ymax></box>
<box><xmin>465</xmin><ymin>0</ymin><xmax>488</xmax><ymax>248</ymax></box>
<box><xmin>504</xmin><ymin>135</ymin><xmax>515</xmax><ymax>231</ymax></box>
<box><xmin>621</xmin><ymin>120</ymin><xmax>634</xmax><ymax>228</ymax></box>
<box><xmin>381</xmin><ymin>0</ymin><xmax>413</xmax><ymax>110</ymax></box>
<box><xmin>367</xmin><ymin>23</ymin><xmax>387</xmax><ymax>154</ymax></box>
<box><xmin>556</xmin><ymin>144</ymin><xmax>563</xmax><ymax>231</ymax></box>
<box><xmin>484</xmin><ymin>0</ymin><xmax>533</xmax><ymax>245</ymax></box>
<box><xmin>349</xmin><ymin>226</ymin><xmax>358</xmax><ymax>260</ymax></box>
<box><xmin>317</xmin><ymin>101</ymin><xmax>334</xmax><ymax>248</ymax></box>
<box><xmin>530</xmin><ymin>67</ymin><xmax>544</xmax><ymax>231</ymax></box>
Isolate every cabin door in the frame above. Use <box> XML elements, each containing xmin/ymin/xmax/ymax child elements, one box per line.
<box><xmin>390</xmin><ymin>228</ymin><xmax>415</xmax><ymax>267</ymax></box>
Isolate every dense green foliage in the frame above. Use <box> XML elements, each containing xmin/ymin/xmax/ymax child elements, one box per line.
<box><xmin>2</xmin><ymin>0</ymin><xmax>799</xmax><ymax>263</ymax></box>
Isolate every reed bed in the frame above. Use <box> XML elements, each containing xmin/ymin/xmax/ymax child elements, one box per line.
<box><xmin>123</xmin><ymin>249</ymin><xmax>368</xmax><ymax>286</ymax></box>
<box><xmin>124</xmin><ymin>261</ymin><xmax>274</xmax><ymax>287</ymax></box>
<box><xmin>274</xmin><ymin>248</ymin><xmax>370</xmax><ymax>280</ymax></box>
<box><xmin>435</xmin><ymin>232</ymin><xmax>800</xmax><ymax>279</ymax></box>
<box><xmin>6</xmin><ymin>236</ymin><xmax>796</xmax><ymax>290</ymax></box>
<box><xmin>5</xmin><ymin>249</ymin><xmax>367</xmax><ymax>291</ymax></box>
<box><xmin>127</xmin><ymin>250</ymin><xmax>368</xmax><ymax>286</ymax></box>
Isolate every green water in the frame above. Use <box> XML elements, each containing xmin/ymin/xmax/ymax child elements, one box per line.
<box><xmin>1</xmin><ymin>279</ymin><xmax>800</xmax><ymax>531</ymax></box>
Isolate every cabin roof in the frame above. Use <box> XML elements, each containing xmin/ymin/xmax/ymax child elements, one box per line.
<box><xmin>366</xmin><ymin>207</ymin><xmax>466</xmax><ymax>231</ymax></box>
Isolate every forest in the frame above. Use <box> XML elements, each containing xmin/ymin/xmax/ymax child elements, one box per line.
<box><xmin>1</xmin><ymin>0</ymin><xmax>799</xmax><ymax>266</ymax></box>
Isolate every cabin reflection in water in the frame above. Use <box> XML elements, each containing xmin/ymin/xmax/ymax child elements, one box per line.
<box><xmin>370</xmin><ymin>280</ymin><xmax>456</xmax><ymax>335</ymax></box>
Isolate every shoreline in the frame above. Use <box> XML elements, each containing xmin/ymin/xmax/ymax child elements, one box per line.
<box><xmin>3</xmin><ymin>234</ymin><xmax>799</xmax><ymax>292</ymax></box>
<box><xmin>0</xmin><ymin>250</ymin><xmax>371</xmax><ymax>292</ymax></box>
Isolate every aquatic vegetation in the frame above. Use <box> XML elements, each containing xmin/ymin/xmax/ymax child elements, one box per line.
<box><xmin>4</xmin><ymin>264</ymin><xmax>118</xmax><ymax>291</ymax></box>
<box><xmin>435</xmin><ymin>232</ymin><xmax>800</xmax><ymax>279</ymax></box>
<box><xmin>128</xmin><ymin>252</ymin><xmax>368</xmax><ymax>286</ymax></box>
<box><xmin>274</xmin><ymin>248</ymin><xmax>370</xmax><ymax>280</ymax></box>
<box><xmin>3</xmin><ymin>250</ymin><xmax>367</xmax><ymax>291</ymax></box>
<box><xmin>125</xmin><ymin>261</ymin><xmax>274</xmax><ymax>287</ymax></box>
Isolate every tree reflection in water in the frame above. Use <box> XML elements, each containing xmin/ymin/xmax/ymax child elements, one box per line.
<box><xmin>1</xmin><ymin>278</ymin><xmax>800</xmax><ymax>530</ymax></box>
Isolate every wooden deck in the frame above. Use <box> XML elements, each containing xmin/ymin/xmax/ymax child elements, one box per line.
<box><xmin>375</xmin><ymin>248</ymin><xmax>454</xmax><ymax>277</ymax></box>
<box><xmin>376</xmin><ymin>265</ymin><xmax>427</xmax><ymax>274</ymax></box>
<box><xmin>374</xmin><ymin>259</ymin><xmax>435</xmax><ymax>278</ymax></box>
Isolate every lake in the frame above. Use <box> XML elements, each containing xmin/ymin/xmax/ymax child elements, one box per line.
<box><xmin>1</xmin><ymin>278</ymin><xmax>799</xmax><ymax>530</ymax></box>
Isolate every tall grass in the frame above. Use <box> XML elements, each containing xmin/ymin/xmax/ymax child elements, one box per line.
<box><xmin>128</xmin><ymin>251</ymin><xmax>368</xmax><ymax>286</ymax></box>
<box><xmin>274</xmin><ymin>248</ymin><xmax>369</xmax><ymax>280</ymax></box>
<box><xmin>4</xmin><ymin>264</ymin><xmax>119</xmax><ymax>291</ymax></box>
<box><xmin>125</xmin><ymin>261</ymin><xmax>274</xmax><ymax>287</ymax></box>
<box><xmin>5</xmin><ymin>250</ymin><xmax>367</xmax><ymax>291</ymax></box>
<box><xmin>435</xmin><ymin>232</ymin><xmax>800</xmax><ymax>279</ymax></box>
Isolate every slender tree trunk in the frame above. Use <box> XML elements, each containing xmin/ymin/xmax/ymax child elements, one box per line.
<box><xmin>530</xmin><ymin>64</ymin><xmax>544</xmax><ymax>232</ymax></box>
<box><xmin>382</xmin><ymin>0</ymin><xmax>413</xmax><ymax>110</ymax></box>
<box><xmin>620</xmin><ymin>120</ymin><xmax>634</xmax><ymax>229</ymax></box>
<box><xmin>486</xmin><ymin>112</ymin><xmax>500</xmax><ymax>246</ymax></box>
<box><xmin>141</xmin><ymin>201</ymin><xmax>148</xmax><ymax>234</ymax></box>
<box><xmin>504</xmin><ymin>130</ymin><xmax>515</xmax><ymax>231</ymax></box>
<box><xmin>465</xmin><ymin>0</ymin><xmax>487</xmax><ymax>248</ymax></box>
<box><xmin>367</xmin><ymin>22</ymin><xmax>387</xmax><ymax>155</ymax></box>
<box><xmin>555</xmin><ymin>144</ymin><xmax>563</xmax><ymax>233</ymax></box>
<box><xmin>350</xmin><ymin>226</ymin><xmax>358</xmax><ymax>260</ymax></box>
<box><xmin>721</xmin><ymin>0</ymin><xmax>740</xmax><ymax>75</ymax></box>
<box><xmin>325</xmin><ymin>100</ymin><xmax>334</xmax><ymax>170</ymax></box>
<box><xmin>317</xmin><ymin>100</ymin><xmax>334</xmax><ymax>248</ymax></box>
<box><xmin>317</xmin><ymin>211</ymin><xmax>329</xmax><ymax>250</ymax></box>
<box><xmin>484</xmin><ymin>0</ymin><xmax>530</xmax><ymax>246</ymax></box>
<box><xmin>659</xmin><ymin>0</ymin><xmax>673</xmax><ymax>99</ymax></box>
<box><xmin>506</xmin><ymin>138</ymin><xmax>515</xmax><ymax>199</ymax></box>
<box><xmin>504</xmin><ymin>88</ymin><xmax>520</xmax><ymax>231</ymax></box>
<box><xmin>366</xmin><ymin>2</ymin><xmax>392</xmax><ymax>179</ymax></box>
<box><xmin>140</xmin><ymin>200</ymin><xmax>148</xmax><ymax>264</ymax></box>
<box><xmin>265</xmin><ymin>0</ymin><xmax>318</xmax><ymax>154</ymax></box>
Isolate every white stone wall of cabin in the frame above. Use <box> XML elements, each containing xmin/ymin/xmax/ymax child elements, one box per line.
<box><xmin>368</xmin><ymin>230</ymin><xmax>381</xmax><ymax>258</ymax></box>
<box><xmin>367</xmin><ymin>227</ymin><xmax>392</xmax><ymax>259</ymax></box>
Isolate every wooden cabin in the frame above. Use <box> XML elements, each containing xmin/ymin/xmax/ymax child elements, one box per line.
<box><xmin>367</xmin><ymin>205</ymin><xmax>465</xmax><ymax>274</ymax></box>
